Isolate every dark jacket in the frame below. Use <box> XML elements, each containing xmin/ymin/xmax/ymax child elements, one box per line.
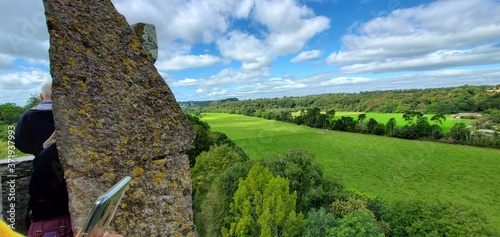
<box><xmin>29</xmin><ymin>144</ymin><xmax>70</xmax><ymax>221</ymax></box>
<box><xmin>14</xmin><ymin>103</ymin><xmax>55</xmax><ymax>157</ymax></box>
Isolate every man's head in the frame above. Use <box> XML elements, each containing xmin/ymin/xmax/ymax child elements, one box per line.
<box><xmin>40</xmin><ymin>82</ymin><xmax>52</xmax><ymax>102</ymax></box>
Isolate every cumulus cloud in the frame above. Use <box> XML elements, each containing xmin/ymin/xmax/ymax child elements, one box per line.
<box><xmin>156</xmin><ymin>54</ymin><xmax>222</xmax><ymax>71</ymax></box>
<box><xmin>0</xmin><ymin>1</ymin><xmax>48</xmax><ymax>61</ymax></box>
<box><xmin>0</xmin><ymin>69</ymin><xmax>51</xmax><ymax>105</ymax></box>
<box><xmin>340</xmin><ymin>44</ymin><xmax>500</xmax><ymax>74</ymax></box>
<box><xmin>291</xmin><ymin>50</ymin><xmax>322</xmax><ymax>62</ymax></box>
<box><xmin>326</xmin><ymin>0</ymin><xmax>500</xmax><ymax>73</ymax></box>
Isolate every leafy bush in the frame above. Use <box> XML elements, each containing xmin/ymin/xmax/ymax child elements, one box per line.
<box><xmin>382</xmin><ymin>200</ymin><xmax>488</xmax><ymax>237</ymax></box>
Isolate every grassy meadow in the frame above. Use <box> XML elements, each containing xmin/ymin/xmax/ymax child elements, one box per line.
<box><xmin>201</xmin><ymin>113</ymin><xmax>500</xmax><ymax>233</ymax></box>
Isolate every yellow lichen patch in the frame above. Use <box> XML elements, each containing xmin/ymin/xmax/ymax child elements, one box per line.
<box><xmin>153</xmin><ymin>172</ymin><xmax>165</xmax><ymax>183</ymax></box>
<box><xmin>102</xmin><ymin>156</ymin><xmax>112</xmax><ymax>163</ymax></box>
<box><xmin>69</xmin><ymin>127</ymin><xmax>85</xmax><ymax>138</ymax></box>
<box><xmin>132</xmin><ymin>166</ymin><xmax>144</xmax><ymax>178</ymax></box>
<box><xmin>120</xmin><ymin>203</ymin><xmax>127</xmax><ymax>209</ymax></box>
<box><xmin>128</xmin><ymin>40</ymin><xmax>143</xmax><ymax>52</ymax></box>
<box><xmin>102</xmin><ymin>172</ymin><xmax>115</xmax><ymax>179</ymax></box>
<box><xmin>120</xmin><ymin>136</ymin><xmax>129</xmax><ymax>145</ymax></box>
<box><xmin>87</xmin><ymin>151</ymin><xmax>99</xmax><ymax>159</ymax></box>
<box><xmin>78</xmin><ymin>79</ymin><xmax>87</xmax><ymax>90</ymax></box>
<box><xmin>68</xmin><ymin>57</ymin><xmax>77</xmax><ymax>66</ymax></box>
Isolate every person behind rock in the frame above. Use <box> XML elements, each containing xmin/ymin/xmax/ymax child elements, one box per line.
<box><xmin>14</xmin><ymin>82</ymin><xmax>73</xmax><ymax>236</ymax></box>
<box><xmin>15</xmin><ymin>82</ymin><xmax>55</xmax><ymax>156</ymax></box>
<box><xmin>14</xmin><ymin>83</ymin><xmax>124</xmax><ymax>237</ymax></box>
<box><xmin>27</xmin><ymin>133</ymin><xmax>73</xmax><ymax>236</ymax></box>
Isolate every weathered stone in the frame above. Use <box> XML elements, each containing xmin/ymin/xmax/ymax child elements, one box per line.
<box><xmin>43</xmin><ymin>0</ymin><xmax>195</xmax><ymax>236</ymax></box>
<box><xmin>1</xmin><ymin>159</ymin><xmax>32</xmax><ymax>235</ymax></box>
<box><xmin>131</xmin><ymin>23</ymin><xmax>158</xmax><ymax>63</ymax></box>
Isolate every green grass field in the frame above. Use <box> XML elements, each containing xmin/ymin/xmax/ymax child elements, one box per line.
<box><xmin>201</xmin><ymin>113</ymin><xmax>500</xmax><ymax>233</ymax></box>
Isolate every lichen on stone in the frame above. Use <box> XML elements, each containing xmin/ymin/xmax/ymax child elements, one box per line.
<box><xmin>43</xmin><ymin>0</ymin><xmax>195</xmax><ymax>236</ymax></box>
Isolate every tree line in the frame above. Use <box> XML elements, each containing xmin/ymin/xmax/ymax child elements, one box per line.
<box><xmin>181</xmin><ymin>85</ymin><xmax>500</xmax><ymax>149</ymax></box>
<box><xmin>185</xmin><ymin>114</ymin><xmax>492</xmax><ymax>236</ymax></box>
<box><xmin>182</xmin><ymin>85</ymin><xmax>500</xmax><ymax>115</ymax></box>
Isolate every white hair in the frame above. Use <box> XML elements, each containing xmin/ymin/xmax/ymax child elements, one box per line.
<box><xmin>41</xmin><ymin>82</ymin><xmax>52</xmax><ymax>100</ymax></box>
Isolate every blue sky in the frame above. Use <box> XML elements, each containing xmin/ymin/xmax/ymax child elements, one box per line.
<box><xmin>1</xmin><ymin>0</ymin><xmax>500</xmax><ymax>106</ymax></box>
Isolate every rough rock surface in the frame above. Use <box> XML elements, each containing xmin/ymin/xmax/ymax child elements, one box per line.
<box><xmin>131</xmin><ymin>23</ymin><xmax>158</xmax><ymax>63</ymax></box>
<box><xmin>1</xmin><ymin>159</ymin><xmax>32</xmax><ymax>235</ymax></box>
<box><xmin>43</xmin><ymin>0</ymin><xmax>195</xmax><ymax>236</ymax></box>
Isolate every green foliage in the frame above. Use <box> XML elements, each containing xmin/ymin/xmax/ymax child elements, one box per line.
<box><xmin>0</xmin><ymin>103</ymin><xmax>24</xmax><ymax>124</ymax></box>
<box><xmin>23</xmin><ymin>95</ymin><xmax>41</xmax><ymax>110</ymax></box>
<box><xmin>449</xmin><ymin>122</ymin><xmax>470</xmax><ymax>142</ymax></box>
<box><xmin>197</xmin><ymin>161</ymin><xmax>255</xmax><ymax>237</ymax></box>
<box><xmin>303</xmin><ymin>208</ymin><xmax>337</xmax><ymax>237</ymax></box>
<box><xmin>202</xmin><ymin>113</ymin><xmax>500</xmax><ymax>233</ymax></box>
<box><xmin>200</xmin><ymin>85</ymin><xmax>499</xmax><ymax>114</ymax></box>
<box><xmin>402</xmin><ymin>111</ymin><xmax>424</xmax><ymax>125</ymax></box>
<box><xmin>327</xmin><ymin>210</ymin><xmax>385</xmax><ymax>237</ymax></box>
<box><xmin>330</xmin><ymin>196</ymin><xmax>369</xmax><ymax>218</ymax></box>
<box><xmin>382</xmin><ymin>200</ymin><xmax>488</xmax><ymax>237</ymax></box>
<box><xmin>222</xmin><ymin>163</ymin><xmax>305</xmax><ymax>237</ymax></box>
<box><xmin>357</xmin><ymin>113</ymin><xmax>367</xmax><ymax>122</ymax></box>
<box><xmin>261</xmin><ymin>149</ymin><xmax>347</xmax><ymax>213</ymax></box>
<box><xmin>430</xmin><ymin>113</ymin><xmax>447</xmax><ymax>125</ymax></box>
<box><xmin>332</xmin><ymin>116</ymin><xmax>357</xmax><ymax>132</ymax></box>
<box><xmin>192</xmin><ymin>144</ymin><xmax>248</xmax><ymax>206</ymax></box>
<box><xmin>186</xmin><ymin>124</ymin><xmax>211</xmax><ymax>167</ymax></box>
<box><xmin>385</xmin><ymin>118</ymin><xmax>396</xmax><ymax>136</ymax></box>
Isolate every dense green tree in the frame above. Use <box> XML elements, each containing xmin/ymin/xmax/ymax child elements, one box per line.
<box><xmin>415</xmin><ymin>116</ymin><xmax>431</xmax><ymax>137</ymax></box>
<box><xmin>382</xmin><ymin>200</ymin><xmax>488</xmax><ymax>237</ymax></box>
<box><xmin>192</xmin><ymin>144</ymin><xmax>248</xmax><ymax>206</ymax></box>
<box><xmin>385</xmin><ymin>118</ymin><xmax>397</xmax><ymax>136</ymax></box>
<box><xmin>197</xmin><ymin>161</ymin><xmax>255</xmax><ymax>237</ymax></box>
<box><xmin>315</xmin><ymin>114</ymin><xmax>329</xmax><ymax>129</ymax></box>
<box><xmin>402</xmin><ymin>111</ymin><xmax>423</xmax><ymax>125</ymax></box>
<box><xmin>262</xmin><ymin>149</ymin><xmax>347</xmax><ymax>213</ymax></box>
<box><xmin>0</xmin><ymin>103</ymin><xmax>24</xmax><ymax>124</ymax></box>
<box><xmin>357</xmin><ymin>113</ymin><xmax>367</xmax><ymax>122</ymax></box>
<box><xmin>303</xmin><ymin>208</ymin><xmax>337</xmax><ymax>237</ymax></box>
<box><xmin>332</xmin><ymin>116</ymin><xmax>357</xmax><ymax>132</ymax></box>
<box><xmin>326</xmin><ymin>109</ymin><xmax>336</xmax><ymax>118</ymax></box>
<box><xmin>222</xmin><ymin>163</ymin><xmax>305</xmax><ymax>237</ymax></box>
<box><xmin>366</xmin><ymin>118</ymin><xmax>378</xmax><ymax>134</ymax></box>
<box><xmin>186</xmin><ymin>124</ymin><xmax>211</xmax><ymax>167</ymax></box>
<box><xmin>430</xmin><ymin>113</ymin><xmax>447</xmax><ymax>125</ymax></box>
<box><xmin>449</xmin><ymin>123</ymin><xmax>470</xmax><ymax>142</ymax></box>
<box><xmin>327</xmin><ymin>211</ymin><xmax>385</xmax><ymax>237</ymax></box>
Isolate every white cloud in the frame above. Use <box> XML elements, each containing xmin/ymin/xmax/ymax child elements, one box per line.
<box><xmin>0</xmin><ymin>1</ymin><xmax>48</xmax><ymax>61</ymax></box>
<box><xmin>0</xmin><ymin>54</ymin><xmax>14</xmax><ymax>69</ymax></box>
<box><xmin>0</xmin><ymin>69</ymin><xmax>51</xmax><ymax>105</ymax></box>
<box><xmin>291</xmin><ymin>50</ymin><xmax>322</xmax><ymax>62</ymax></box>
<box><xmin>156</xmin><ymin>54</ymin><xmax>222</xmax><ymax>71</ymax></box>
<box><xmin>326</xmin><ymin>0</ymin><xmax>500</xmax><ymax>73</ymax></box>
<box><xmin>340</xmin><ymin>44</ymin><xmax>500</xmax><ymax>74</ymax></box>
<box><xmin>173</xmin><ymin>78</ymin><xmax>198</xmax><ymax>86</ymax></box>
<box><xmin>253</xmin><ymin>0</ymin><xmax>330</xmax><ymax>55</ymax></box>
<box><xmin>319</xmin><ymin>77</ymin><xmax>371</xmax><ymax>86</ymax></box>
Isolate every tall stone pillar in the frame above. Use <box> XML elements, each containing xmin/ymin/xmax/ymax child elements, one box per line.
<box><xmin>43</xmin><ymin>0</ymin><xmax>196</xmax><ymax>236</ymax></box>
